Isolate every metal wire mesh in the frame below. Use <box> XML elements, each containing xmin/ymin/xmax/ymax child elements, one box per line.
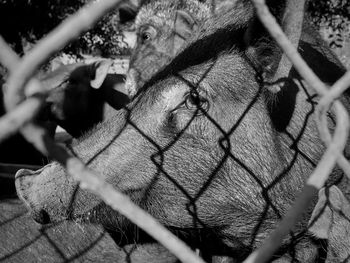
<box><xmin>0</xmin><ymin>0</ymin><xmax>350</xmax><ymax>262</ymax></box>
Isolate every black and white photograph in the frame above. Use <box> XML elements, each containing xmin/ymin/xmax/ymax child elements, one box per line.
<box><xmin>1</xmin><ymin>0</ymin><xmax>350</xmax><ymax>262</ymax></box>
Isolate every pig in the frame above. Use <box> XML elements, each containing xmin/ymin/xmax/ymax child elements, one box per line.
<box><xmin>42</xmin><ymin>0</ymin><xmax>211</xmax><ymax>138</ymax></box>
<box><xmin>14</xmin><ymin>2</ymin><xmax>349</xmax><ymax>262</ymax></box>
<box><xmin>125</xmin><ymin>0</ymin><xmax>212</xmax><ymax>96</ymax></box>
<box><xmin>308</xmin><ymin>186</ymin><xmax>350</xmax><ymax>262</ymax></box>
<box><xmin>0</xmin><ymin>198</ymin><xmax>177</xmax><ymax>262</ymax></box>
<box><xmin>39</xmin><ymin>60</ymin><xmax>130</xmax><ymax>138</ymax></box>
<box><xmin>124</xmin><ymin>0</ymin><xmax>295</xmax><ymax>97</ymax></box>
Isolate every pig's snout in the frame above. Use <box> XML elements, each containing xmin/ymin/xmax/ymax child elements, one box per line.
<box><xmin>15</xmin><ymin>163</ymin><xmax>74</xmax><ymax>225</ymax></box>
<box><xmin>15</xmin><ymin>167</ymin><xmax>53</xmax><ymax>224</ymax></box>
<box><xmin>31</xmin><ymin>209</ymin><xmax>51</xmax><ymax>225</ymax></box>
<box><xmin>31</xmin><ymin>207</ymin><xmax>52</xmax><ymax>224</ymax></box>
<box><xmin>15</xmin><ymin>162</ymin><xmax>102</xmax><ymax>225</ymax></box>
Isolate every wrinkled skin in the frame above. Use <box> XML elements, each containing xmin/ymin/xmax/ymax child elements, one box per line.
<box><xmin>15</xmin><ymin>4</ymin><xmax>349</xmax><ymax>263</ymax></box>
<box><xmin>308</xmin><ymin>186</ymin><xmax>350</xmax><ymax>262</ymax></box>
<box><xmin>40</xmin><ymin>60</ymin><xmax>129</xmax><ymax>138</ymax></box>
<box><xmin>0</xmin><ymin>198</ymin><xmax>177</xmax><ymax>263</ymax></box>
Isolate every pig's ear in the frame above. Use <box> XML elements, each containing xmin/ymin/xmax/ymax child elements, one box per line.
<box><xmin>119</xmin><ymin>1</ymin><xmax>139</xmax><ymax>24</ymax></box>
<box><xmin>90</xmin><ymin>59</ymin><xmax>113</xmax><ymax>89</ymax></box>
<box><xmin>244</xmin><ymin>0</ymin><xmax>306</xmax><ymax>92</ymax></box>
<box><xmin>243</xmin><ymin>19</ymin><xmax>279</xmax><ymax>80</ymax></box>
<box><xmin>174</xmin><ymin>10</ymin><xmax>198</xmax><ymax>51</ymax></box>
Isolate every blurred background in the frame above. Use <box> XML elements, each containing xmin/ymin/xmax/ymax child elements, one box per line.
<box><xmin>0</xmin><ymin>0</ymin><xmax>349</xmax><ymax>72</ymax></box>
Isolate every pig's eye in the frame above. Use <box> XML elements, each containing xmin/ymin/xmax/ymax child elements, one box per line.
<box><xmin>141</xmin><ymin>32</ymin><xmax>151</xmax><ymax>42</ymax></box>
<box><xmin>185</xmin><ymin>91</ymin><xmax>209</xmax><ymax>114</ymax></box>
<box><xmin>139</xmin><ymin>27</ymin><xmax>157</xmax><ymax>44</ymax></box>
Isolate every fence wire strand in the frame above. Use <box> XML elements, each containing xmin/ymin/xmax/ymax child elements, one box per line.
<box><xmin>244</xmin><ymin>0</ymin><xmax>350</xmax><ymax>262</ymax></box>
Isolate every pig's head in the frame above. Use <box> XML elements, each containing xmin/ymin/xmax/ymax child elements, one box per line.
<box><xmin>125</xmin><ymin>0</ymin><xmax>211</xmax><ymax>97</ymax></box>
<box><xmin>16</xmin><ymin>5</ymin><xmax>346</xmax><ymax>257</ymax></box>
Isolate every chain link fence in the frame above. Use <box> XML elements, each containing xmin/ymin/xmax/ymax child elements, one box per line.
<box><xmin>1</xmin><ymin>0</ymin><xmax>350</xmax><ymax>262</ymax></box>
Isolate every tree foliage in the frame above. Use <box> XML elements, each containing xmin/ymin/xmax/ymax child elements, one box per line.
<box><xmin>0</xmin><ymin>0</ymin><xmax>129</xmax><ymax>57</ymax></box>
<box><xmin>308</xmin><ymin>0</ymin><xmax>350</xmax><ymax>48</ymax></box>
<box><xmin>0</xmin><ymin>0</ymin><xmax>85</xmax><ymax>53</ymax></box>
<box><xmin>0</xmin><ymin>0</ymin><xmax>349</xmax><ymax>56</ymax></box>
